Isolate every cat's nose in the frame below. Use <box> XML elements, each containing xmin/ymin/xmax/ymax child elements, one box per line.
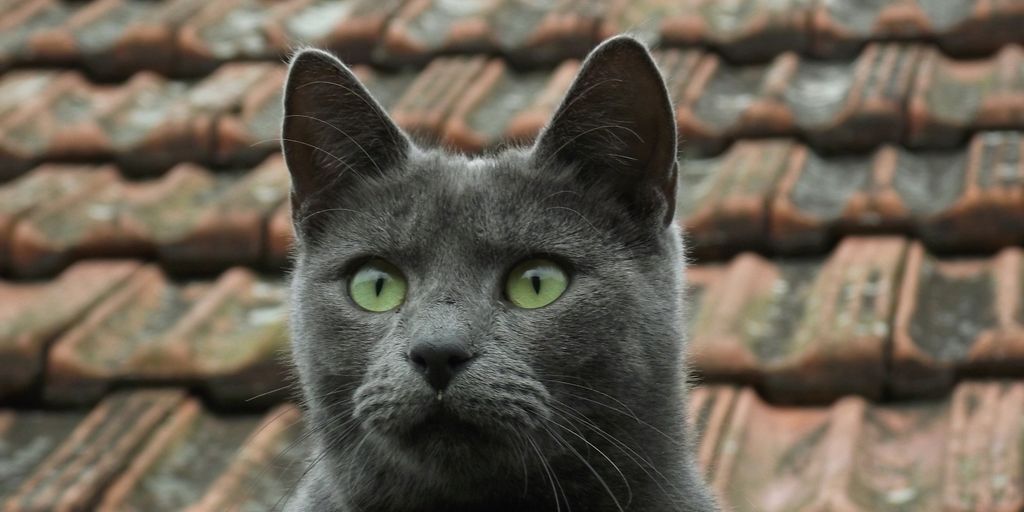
<box><xmin>408</xmin><ymin>337</ymin><xmax>474</xmax><ymax>391</ymax></box>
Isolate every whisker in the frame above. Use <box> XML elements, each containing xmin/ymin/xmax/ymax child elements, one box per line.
<box><xmin>526</xmin><ymin>434</ymin><xmax>564</xmax><ymax>512</ymax></box>
<box><xmin>543</xmin><ymin>419</ymin><xmax>628</xmax><ymax>512</ymax></box>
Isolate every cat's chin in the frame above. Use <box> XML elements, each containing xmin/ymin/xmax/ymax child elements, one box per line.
<box><xmin>372</xmin><ymin>401</ymin><xmax>523</xmax><ymax>458</ymax></box>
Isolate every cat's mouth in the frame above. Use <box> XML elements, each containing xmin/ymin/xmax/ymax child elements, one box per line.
<box><xmin>367</xmin><ymin>397</ymin><xmax>516</xmax><ymax>449</ymax></box>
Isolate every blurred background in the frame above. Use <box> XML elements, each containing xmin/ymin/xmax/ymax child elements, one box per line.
<box><xmin>1</xmin><ymin>0</ymin><xmax>1023</xmax><ymax>510</ymax></box>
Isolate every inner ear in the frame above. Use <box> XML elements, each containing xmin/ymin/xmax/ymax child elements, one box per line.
<box><xmin>532</xmin><ymin>36</ymin><xmax>678</xmax><ymax>226</ymax></box>
<box><xmin>281</xmin><ymin>48</ymin><xmax>411</xmax><ymax>236</ymax></box>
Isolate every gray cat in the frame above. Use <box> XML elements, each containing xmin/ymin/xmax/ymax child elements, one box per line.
<box><xmin>281</xmin><ymin>36</ymin><xmax>719</xmax><ymax>512</ymax></box>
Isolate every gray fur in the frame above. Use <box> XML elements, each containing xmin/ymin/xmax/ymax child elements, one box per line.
<box><xmin>281</xmin><ymin>36</ymin><xmax>719</xmax><ymax>512</ymax></box>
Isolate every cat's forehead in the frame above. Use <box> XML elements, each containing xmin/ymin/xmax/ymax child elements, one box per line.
<box><xmin>318</xmin><ymin>149</ymin><xmax>612</xmax><ymax>262</ymax></box>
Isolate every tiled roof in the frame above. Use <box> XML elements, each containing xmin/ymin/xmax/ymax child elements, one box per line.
<box><xmin>4</xmin><ymin>383</ymin><xmax>1024</xmax><ymax>510</ymax></box>
<box><xmin>1</xmin><ymin>0</ymin><xmax>1023</xmax><ymax>510</ymax></box>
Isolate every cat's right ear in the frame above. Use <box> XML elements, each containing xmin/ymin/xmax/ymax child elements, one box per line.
<box><xmin>282</xmin><ymin>49</ymin><xmax>410</xmax><ymax>235</ymax></box>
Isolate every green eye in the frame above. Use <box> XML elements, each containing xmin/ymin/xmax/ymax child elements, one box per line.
<box><xmin>349</xmin><ymin>259</ymin><xmax>407</xmax><ymax>312</ymax></box>
<box><xmin>506</xmin><ymin>259</ymin><xmax>569</xmax><ymax>309</ymax></box>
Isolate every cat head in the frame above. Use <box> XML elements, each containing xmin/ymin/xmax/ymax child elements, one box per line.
<box><xmin>283</xmin><ymin>36</ymin><xmax>686</xmax><ymax>484</ymax></box>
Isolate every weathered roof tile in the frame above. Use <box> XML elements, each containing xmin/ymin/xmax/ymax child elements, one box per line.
<box><xmin>893</xmin><ymin>243</ymin><xmax>1024</xmax><ymax>397</ymax></box>
<box><xmin>101</xmin><ymin>63</ymin><xmax>278</xmax><ymax>175</ymax></box>
<box><xmin>917</xmin><ymin>131</ymin><xmax>1024</xmax><ymax>252</ymax></box>
<box><xmin>0</xmin><ymin>408</ymin><xmax>86</xmax><ymax>499</ymax></box>
<box><xmin>187</xmin><ymin>404</ymin><xmax>305</xmax><ymax>511</ymax></box>
<box><xmin>689</xmin><ymin>237</ymin><xmax>907</xmax><ymax>402</ymax></box>
<box><xmin>213</xmin><ymin>66</ymin><xmax>286</xmax><ymax>167</ymax></box>
<box><xmin>96</xmin><ymin>398</ymin><xmax>264</xmax><ymax>511</ymax></box>
<box><xmin>158</xmin><ymin>156</ymin><xmax>290</xmax><ymax>271</ymax></box>
<box><xmin>443</xmin><ymin>60</ymin><xmax>571</xmax><ymax>152</ymax></box>
<box><xmin>1</xmin><ymin>157</ymin><xmax>289</xmax><ymax>277</ymax></box>
<box><xmin>269</xmin><ymin>0</ymin><xmax>406</xmax><ymax>65</ymax></box>
<box><xmin>45</xmin><ymin>266</ymin><xmax>288</xmax><ymax>406</ymax></box>
<box><xmin>390</xmin><ymin>55</ymin><xmax>489</xmax><ymax>141</ymax></box>
<box><xmin>1</xmin><ymin>389</ymin><xmax>185</xmax><ymax>511</ymax></box>
<box><xmin>908</xmin><ymin>45</ymin><xmax>1024</xmax><ymax>148</ymax></box>
<box><xmin>811</xmin><ymin>0</ymin><xmax>1024</xmax><ymax>58</ymax></box>
<box><xmin>661</xmin><ymin>0</ymin><xmax>812</xmax><ymax>62</ymax></box>
<box><xmin>678</xmin><ymin>43</ymin><xmax>922</xmax><ymax>155</ymax></box>
<box><xmin>175</xmin><ymin>0</ymin><xmax>305</xmax><ymax>76</ymax></box>
<box><xmin>380</xmin><ymin>0</ymin><xmax>602</xmax><ymax>67</ymax></box>
<box><xmin>0</xmin><ymin>164</ymin><xmax>119</xmax><ymax>272</ymax></box>
<box><xmin>0</xmin><ymin>260</ymin><xmax>140</xmax><ymax>400</ymax></box>
<box><xmin>502</xmin><ymin>59</ymin><xmax>580</xmax><ymax>144</ymax></box>
<box><xmin>694</xmin><ymin>381</ymin><xmax>1024</xmax><ymax>512</ymax></box>
<box><xmin>679</xmin><ymin>139</ymin><xmax>794</xmax><ymax>258</ymax></box>
<box><xmin>9</xmin><ymin>164</ymin><xmax>219</xmax><ymax>277</ymax></box>
<box><xmin>0</xmin><ymin>0</ymin><xmax>73</xmax><ymax>70</ymax></box>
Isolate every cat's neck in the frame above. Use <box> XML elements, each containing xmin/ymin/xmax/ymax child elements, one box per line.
<box><xmin>294</xmin><ymin>427</ymin><xmax>715</xmax><ymax>512</ymax></box>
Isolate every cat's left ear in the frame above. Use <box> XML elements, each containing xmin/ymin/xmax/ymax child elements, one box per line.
<box><xmin>281</xmin><ymin>48</ymin><xmax>411</xmax><ymax>235</ymax></box>
<box><xmin>532</xmin><ymin>36</ymin><xmax>678</xmax><ymax>226</ymax></box>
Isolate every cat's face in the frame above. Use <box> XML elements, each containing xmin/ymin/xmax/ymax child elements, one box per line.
<box><xmin>283</xmin><ymin>37</ymin><xmax>684</xmax><ymax>481</ymax></box>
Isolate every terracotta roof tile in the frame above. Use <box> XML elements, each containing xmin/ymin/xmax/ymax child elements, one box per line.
<box><xmin>0</xmin><ymin>260</ymin><xmax>140</xmax><ymax>401</ymax></box>
<box><xmin>175</xmin><ymin>0</ymin><xmax>306</xmax><ymax>76</ymax></box>
<box><xmin>213</xmin><ymin>66</ymin><xmax>287</xmax><ymax>167</ymax></box>
<box><xmin>0</xmin><ymin>71</ymin><xmax>60</xmax><ymax>121</ymax></box>
<box><xmin>661</xmin><ymin>0</ymin><xmax>812</xmax><ymax>62</ymax></box>
<box><xmin>0</xmin><ymin>157</ymin><xmax>288</xmax><ymax>277</ymax></box>
<box><xmin>679</xmin><ymin>139</ymin><xmax>793</xmax><ymax>257</ymax></box>
<box><xmin>380</xmin><ymin>0</ymin><xmax>603</xmax><ymax>67</ymax></box>
<box><xmin>0</xmin><ymin>1</ymin><xmax>1020</xmax><ymax>80</ymax></box>
<box><xmin>95</xmin><ymin>398</ymin><xmax>261</xmax><ymax>511</ymax></box>
<box><xmin>0</xmin><ymin>164</ymin><xmax>120</xmax><ymax>272</ymax></box>
<box><xmin>443</xmin><ymin>59</ymin><xmax>577</xmax><ymax>152</ymax></box>
<box><xmin>4</xmin><ymin>64</ymin><xmax>303</xmax><ymax>175</ymax></box>
<box><xmin>268</xmin><ymin>0</ymin><xmax>406</xmax><ymax>65</ymax></box>
<box><xmin>678</xmin><ymin>43</ymin><xmax>922</xmax><ymax>155</ymax></box>
<box><xmin>908</xmin><ymin>45</ymin><xmax>1024</xmax><ymax>148</ymax></box>
<box><xmin>769</xmin><ymin>132</ymin><xmax>1024</xmax><ymax>255</ymax></box>
<box><xmin>686</xmin><ymin>238</ymin><xmax>1024</xmax><ymax>399</ymax></box>
<box><xmin>390</xmin><ymin>55</ymin><xmax>490</xmax><ymax>141</ymax></box>
<box><xmin>0</xmin><ymin>0</ymin><xmax>74</xmax><ymax>70</ymax></box>
<box><xmin>2</xmin><ymin>133</ymin><xmax>1022</xmax><ymax>276</ymax></box>
<box><xmin>5</xmin><ymin>382</ymin><xmax>1024</xmax><ymax>509</ymax></box>
<box><xmin>502</xmin><ymin>59</ymin><xmax>580</xmax><ymax>144</ymax></box>
<box><xmin>915</xmin><ymin>131</ymin><xmax>1024</xmax><ymax>252</ymax></box>
<box><xmin>892</xmin><ymin>243</ymin><xmax>1024</xmax><ymax>397</ymax></box>
<box><xmin>811</xmin><ymin>0</ymin><xmax>1024</xmax><ymax>58</ymax></box>
<box><xmin>156</xmin><ymin>156</ymin><xmax>290</xmax><ymax>272</ymax></box>
<box><xmin>187</xmin><ymin>404</ymin><xmax>305</xmax><ymax>511</ymax></box>
<box><xmin>356</xmin><ymin>65</ymin><xmax>418</xmax><ymax>110</ymax></box>
<box><xmin>9</xmin><ymin>164</ymin><xmax>218</xmax><ymax>277</ymax></box>
<box><xmin>6</xmin><ymin>235</ymin><xmax>1021</xmax><ymax>408</ymax></box>
<box><xmin>1</xmin><ymin>389</ymin><xmax>185</xmax><ymax>511</ymax></box>
<box><xmin>45</xmin><ymin>266</ymin><xmax>288</xmax><ymax>406</ymax></box>
<box><xmin>688</xmin><ymin>237</ymin><xmax>907</xmax><ymax>402</ymax></box>
<box><xmin>598</xmin><ymin>0</ymin><xmax>677</xmax><ymax>44</ymax></box>
<box><xmin>108</xmin><ymin>405</ymin><xmax>302</xmax><ymax>512</ymax></box>
<box><xmin>0</xmin><ymin>72</ymin><xmax>93</xmax><ymax>178</ymax></box>
<box><xmin>0</xmin><ymin>44</ymin><xmax>1015</xmax><ymax>176</ymax></box>
<box><xmin>107</xmin><ymin>62</ymin><xmax>279</xmax><ymax>175</ymax></box>
<box><xmin>693</xmin><ymin>381</ymin><xmax>1024</xmax><ymax>511</ymax></box>
<box><xmin>0</xmin><ymin>408</ymin><xmax>86</xmax><ymax>498</ymax></box>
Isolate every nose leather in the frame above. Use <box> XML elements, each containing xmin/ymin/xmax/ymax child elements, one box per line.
<box><xmin>408</xmin><ymin>337</ymin><xmax>474</xmax><ymax>391</ymax></box>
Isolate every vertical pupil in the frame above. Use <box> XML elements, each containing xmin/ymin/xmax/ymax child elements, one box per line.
<box><xmin>375</xmin><ymin>276</ymin><xmax>385</xmax><ymax>296</ymax></box>
<box><xmin>530</xmin><ymin>275</ymin><xmax>541</xmax><ymax>294</ymax></box>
